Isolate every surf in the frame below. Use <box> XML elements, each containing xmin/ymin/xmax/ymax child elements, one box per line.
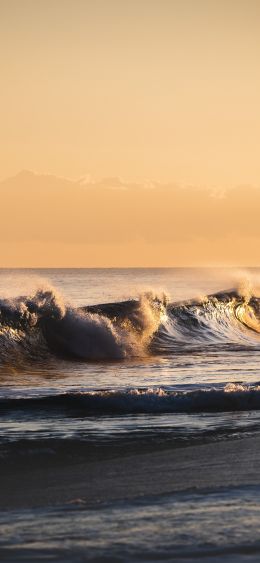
<box><xmin>0</xmin><ymin>282</ymin><xmax>260</xmax><ymax>362</ymax></box>
<box><xmin>2</xmin><ymin>383</ymin><xmax>260</xmax><ymax>414</ymax></box>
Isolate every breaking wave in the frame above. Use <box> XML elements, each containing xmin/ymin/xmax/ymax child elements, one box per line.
<box><xmin>0</xmin><ymin>286</ymin><xmax>166</xmax><ymax>362</ymax></box>
<box><xmin>0</xmin><ymin>282</ymin><xmax>260</xmax><ymax>362</ymax></box>
<box><xmin>2</xmin><ymin>383</ymin><xmax>260</xmax><ymax>414</ymax></box>
<box><xmin>153</xmin><ymin>288</ymin><xmax>260</xmax><ymax>352</ymax></box>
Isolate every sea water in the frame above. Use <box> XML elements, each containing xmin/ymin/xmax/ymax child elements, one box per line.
<box><xmin>1</xmin><ymin>268</ymin><xmax>260</xmax><ymax>561</ymax></box>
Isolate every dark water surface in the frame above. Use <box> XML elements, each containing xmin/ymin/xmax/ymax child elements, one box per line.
<box><xmin>1</xmin><ymin>268</ymin><xmax>260</xmax><ymax>561</ymax></box>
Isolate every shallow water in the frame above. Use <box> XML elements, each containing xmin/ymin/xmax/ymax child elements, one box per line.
<box><xmin>1</xmin><ymin>268</ymin><xmax>260</xmax><ymax>561</ymax></box>
<box><xmin>1</xmin><ymin>487</ymin><xmax>260</xmax><ymax>562</ymax></box>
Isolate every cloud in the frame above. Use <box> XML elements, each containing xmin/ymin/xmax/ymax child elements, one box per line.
<box><xmin>1</xmin><ymin>170</ymin><xmax>260</xmax><ymax>249</ymax></box>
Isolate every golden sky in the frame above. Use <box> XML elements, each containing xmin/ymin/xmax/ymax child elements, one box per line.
<box><xmin>0</xmin><ymin>0</ymin><xmax>260</xmax><ymax>266</ymax></box>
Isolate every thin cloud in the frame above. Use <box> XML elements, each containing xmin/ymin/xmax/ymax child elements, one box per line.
<box><xmin>1</xmin><ymin>171</ymin><xmax>260</xmax><ymax>247</ymax></box>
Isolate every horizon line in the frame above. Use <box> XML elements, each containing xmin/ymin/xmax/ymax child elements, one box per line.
<box><xmin>0</xmin><ymin>266</ymin><xmax>259</xmax><ymax>270</ymax></box>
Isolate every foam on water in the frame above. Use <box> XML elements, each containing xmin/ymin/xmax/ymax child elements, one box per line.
<box><xmin>2</xmin><ymin>382</ymin><xmax>260</xmax><ymax>415</ymax></box>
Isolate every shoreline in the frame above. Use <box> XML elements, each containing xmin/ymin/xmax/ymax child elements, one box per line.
<box><xmin>1</xmin><ymin>434</ymin><xmax>260</xmax><ymax>510</ymax></box>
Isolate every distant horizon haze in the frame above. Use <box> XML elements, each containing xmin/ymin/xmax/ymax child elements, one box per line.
<box><xmin>0</xmin><ymin>169</ymin><xmax>259</xmax><ymax>267</ymax></box>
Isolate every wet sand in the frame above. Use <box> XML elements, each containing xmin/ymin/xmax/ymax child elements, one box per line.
<box><xmin>0</xmin><ymin>435</ymin><xmax>260</xmax><ymax>510</ymax></box>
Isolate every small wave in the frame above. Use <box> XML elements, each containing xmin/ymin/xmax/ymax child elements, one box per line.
<box><xmin>2</xmin><ymin>384</ymin><xmax>260</xmax><ymax>414</ymax></box>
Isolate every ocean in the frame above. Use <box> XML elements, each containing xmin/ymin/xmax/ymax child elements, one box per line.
<box><xmin>1</xmin><ymin>267</ymin><xmax>260</xmax><ymax>562</ymax></box>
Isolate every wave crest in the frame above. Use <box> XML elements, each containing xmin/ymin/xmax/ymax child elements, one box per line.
<box><xmin>2</xmin><ymin>383</ymin><xmax>260</xmax><ymax>414</ymax></box>
<box><xmin>0</xmin><ymin>286</ymin><xmax>167</xmax><ymax>361</ymax></box>
<box><xmin>0</xmin><ymin>282</ymin><xmax>260</xmax><ymax>362</ymax></box>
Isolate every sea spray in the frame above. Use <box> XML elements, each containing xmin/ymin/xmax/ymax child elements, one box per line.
<box><xmin>0</xmin><ymin>280</ymin><xmax>260</xmax><ymax>362</ymax></box>
<box><xmin>0</xmin><ymin>283</ymin><xmax>168</xmax><ymax>361</ymax></box>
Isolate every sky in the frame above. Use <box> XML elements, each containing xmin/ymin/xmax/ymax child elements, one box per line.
<box><xmin>0</xmin><ymin>0</ymin><xmax>260</xmax><ymax>266</ymax></box>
